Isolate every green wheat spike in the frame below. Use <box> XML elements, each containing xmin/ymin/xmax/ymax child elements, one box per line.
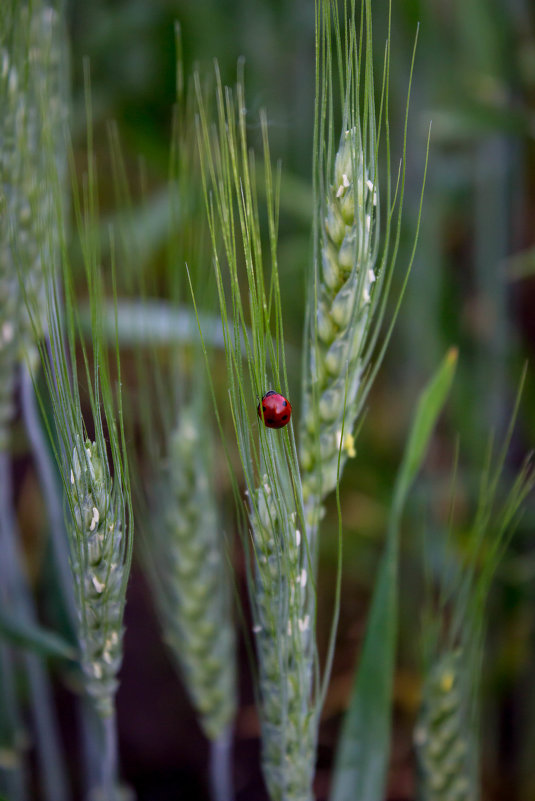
<box><xmin>414</xmin><ymin>651</ymin><xmax>472</xmax><ymax>801</ymax></box>
<box><xmin>195</xmin><ymin>66</ymin><xmax>319</xmax><ymax>800</ymax></box>
<box><xmin>145</xmin><ymin>406</ymin><xmax>236</xmax><ymax>740</ymax></box>
<box><xmin>0</xmin><ymin>42</ymin><xmax>25</xmax><ymax>447</ymax></box>
<box><xmin>69</xmin><ymin>437</ymin><xmax>126</xmax><ymax>718</ymax></box>
<box><xmin>0</xmin><ymin>4</ymin><xmax>68</xmax><ymax>372</ymax></box>
<box><xmin>301</xmin><ymin>126</ymin><xmax>378</xmax><ymax>516</ymax></box>
<box><xmin>250</xmin><ymin>477</ymin><xmax>315</xmax><ymax>801</ymax></box>
<box><xmin>417</xmin><ymin>375</ymin><xmax>534</xmax><ymax>801</ymax></box>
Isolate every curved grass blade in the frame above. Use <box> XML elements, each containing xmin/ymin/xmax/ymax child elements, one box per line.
<box><xmin>0</xmin><ymin>610</ymin><xmax>77</xmax><ymax>662</ymax></box>
<box><xmin>330</xmin><ymin>347</ymin><xmax>458</xmax><ymax>801</ymax></box>
<box><xmin>78</xmin><ymin>299</ymin><xmax>242</xmax><ymax>351</ymax></box>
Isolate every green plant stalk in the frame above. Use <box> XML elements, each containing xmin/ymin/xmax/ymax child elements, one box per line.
<box><xmin>0</xmin><ymin>452</ymin><xmax>70</xmax><ymax>801</ymax></box>
<box><xmin>0</xmin><ymin>644</ymin><xmax>27</xmax><ymax>801</ymax></box>
<box><xmin>101</xmin><ymin>713</ymin><xmax>119</xmax><ymax>801</ymax></box>
<box><xmin>0</xmin><ymin>464</ymin><xmax>27</xmax><ymax>801</ymax></box>
<box><xmin>76</xmin><ymin>694</ymin><xmax>106</xmax><ymax>799</ymax></box>
<box><xmin>209</xmin><ymin>727</ymin><xmax>234</xmax><ymax>801</ymax></box>
<box><xmin>0</xmin><ymin>608</ymin><xmax>76</xmax><ymax>661</ymax></box>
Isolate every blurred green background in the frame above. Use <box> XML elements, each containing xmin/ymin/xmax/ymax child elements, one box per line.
<box><xmin>28</xmin><ymin>0</ymin><xmax>534</xmax><ymax>799</ymax></box>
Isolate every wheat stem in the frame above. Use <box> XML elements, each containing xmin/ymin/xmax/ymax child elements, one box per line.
<box><xmin>0</xmin><ymin>644</ymin><xmax>27</xmax><ymax>801</ymax></box>
<box><xmin>100</xmin><ymin>713</ymin><xmax>119</xmax><ymax>801</ymax></box>
<box><xmin>0</xmin><ymin>451</ymin><xmax>70</xmax><ymax>801</ymax></box>
<box><xmin>209</xmin><ymin>726</ymin><xmax>234</xmax><ymax>801</ymax></box>
<box><xmin>0</xmin><ymin>459</ymin><xmax>28</xmax><ymax>801</ymax></box>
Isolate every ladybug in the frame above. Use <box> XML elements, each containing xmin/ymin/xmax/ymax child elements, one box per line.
<box><xmin>257</xmin><ymin>390</ymin><xmax>292</xmax><ymax>429</ymax></box>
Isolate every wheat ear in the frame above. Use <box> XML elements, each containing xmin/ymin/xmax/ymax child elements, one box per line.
<box><xmin>0</xmin><ymin>6</ymin><xmax>71</xmax><ymax>800</ymax></box>
<box><xmin>144</xmin><ymin>406</ymin><xmax>236</xmax><ymax>741</ymax></box>
<box><xmin>417</xmin><ymin>385</ymin><xmax>534</xmax><ymax>801</ymax></box>
<box><xmin>69</xmin><ymin>437</ymin><xmax>128</xmax><ymax>719</ymax></box>
<box><xmin>0</xmin><ymin>35</ymin><xmax>19</xmax><ymax>443</ymax></box>
<box><xmin>301</xmin><ymin>127</ymin><xmax>378</xmax><ymax>522</ymax></box>
<box><xmin>0</xmin><ymin>4</ymin><xmax>68</xmax><ymax>373</ymax></box>
<box><xmin>195</xmin><ymin>67</ymin><xmax>319</xmax><ymax>801</ymax></box>
<box><xmin>414</xmin><ymin>651</ymin><xmax>473</xmax><ymax>801</ymax></box>
<box><xmin>249</xmin><ymin>472</ymin><xmax>315</xmax><ymax>801</ymax></box>
<box><xmin>32</xmin><ymin>73</ymin><xmax>134</xmax><ymax>796</ymax></box>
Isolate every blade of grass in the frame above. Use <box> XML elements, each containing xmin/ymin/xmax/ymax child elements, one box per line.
<box><xmin>0</xmin><ymin>644</ymin><xmax>27</xmax><ymax>801</ymax></box>
<box><xmin>330</xmin><ymin>347</ymin><xmax>458</xmax><ymax>801</ymax></box>
<box><xmin>0</xmin><ymin>453</ymin><xmax>70</xmax><ymax>801</ymax></box>
<box><xmin>77</xmin><ymin>298</ymin><xmax>252</xmax><ymax>352</ymax></box>
<box><xmin>0</xmin><ymin>609</ymin><xmax>77</xmax><ymax>662</ymax></box>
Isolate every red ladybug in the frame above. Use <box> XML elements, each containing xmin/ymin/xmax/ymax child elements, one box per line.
<box><xmin>257</xmin><ymin>390</ymin><xmax>292</xmax><ymax>429</ymax></box>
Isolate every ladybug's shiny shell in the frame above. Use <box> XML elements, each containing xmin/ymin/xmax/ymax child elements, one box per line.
<box><xmin>257</xmin><ymin>390</ymin><xmax>292</xmax><ymax>429</ymax></box>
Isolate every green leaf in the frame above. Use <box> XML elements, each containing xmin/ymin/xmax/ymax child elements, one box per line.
<box><xmin>78</xmin><ymin>299</ymin><xmax>227</xmax><ymax>348</ymax></box>
<box><xmin>330</xmin><ymin>347</ymin><xmax>458</xmax><ymax>801</ymax></box>
<box><xmin>392</xmin><ymin>347</ymin><xmax>459</xmax><ymax>519</ymax></box>
<box><xmin>0</xmin><ymin>609</ymin><xmax>77</xmax><ymax>662</ymax></box>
